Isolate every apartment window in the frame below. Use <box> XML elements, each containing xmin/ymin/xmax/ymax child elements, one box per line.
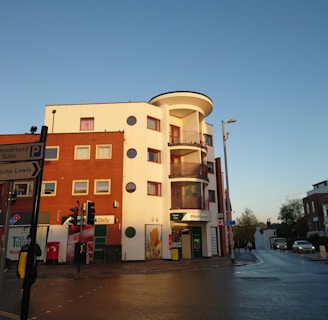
<box><xmin>73</xmin><ymin>180</ymin><xmax>88</xmax><ymax>195</ymax></box>
<box><xmin>306</xmin><ymin>203</ymin><xmax>310</xmax><ymax>214</ymax></box>
<box><xmin>80</xmin><ymin>117</ymin><xmax>94</xmax><ymax>131</ymax></box>
<box><xmin>75</xmin><ymin>146</ymin><xmax>90</xmax><ymax>159</ymax></box>
<box><xmin>207</xmin><ymin>162</ymin><xmax>214</xmax><ymax>174</ymax></box>
<box><xmin>95</xmin><ymin>179</ymin><xmax>111</xmax><ymax>194</ymax></box>
<box><xmin>148</xmin><ymin>148</ymin><xmax>161</xmax><ymax>163</ymax></box>
<box><xmin>208</xmin><ymin>190</ymin><xmax>216</xmax><ymax>202</ymax></box>
<box><xmin>96</xmin><ymin>145</ymin><xmax>112</xmax><ymax>159</ymax></box>
<box><xmin>41</xmin><ymin>181</ymin><xmax>57</xmax><ymax>196</ymax></box>
<box><xmin>205</xmin><ymin>134</ymin><xmax>213</xmax><ymax>146</ymax></box>
<box><xmin>14</xmin><ymin>182</ymin><xmax>33</xmax><ymax>197</ymax></box>
<box><xmin>147</xmin><ymin>116</ymin><xmax>160</xmax><ymax>131</ymax></box>
<box><xmin>170</xmin><ymin>125</ymin><xmax>180</xmax><ymax>144</ymax></box>
<box><xmin>147</xmin><ymin>181</ymin><xmax>161</xmax><ymax>196</ymax></box>
<box><xmin>312</xmin><ymin>201</ymin><xmax>315</xmax><ymax>213</ymax></box>
<box><xmin>45</xmin><ymin>147</ymin><xmax>59</xmax><ymax>160</ymax></box>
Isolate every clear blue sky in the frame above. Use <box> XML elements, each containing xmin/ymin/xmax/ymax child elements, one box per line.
<box><xmin>1</xmin><ymin>1</ymin><xmax>327</xmax><ymax>223</ymax></box>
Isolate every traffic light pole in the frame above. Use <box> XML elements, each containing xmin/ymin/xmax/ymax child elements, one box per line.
<box><xmin>77</xmin><ymin>201</ymin><xmax>83</xmax><ymax>274</ymax></box>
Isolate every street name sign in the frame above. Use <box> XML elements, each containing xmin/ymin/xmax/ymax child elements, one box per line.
<box><xmin>225</xmin><ymin>220</ymin><xmax>236</xmax><ymax>226</ymax></box>
<box><xmin>0</xmin><ymin>142</ymin><xmax>44</xmax><ymax>161</ymax></box>
<box><xmin>0</xmin><ymin>161</ymin><xmax>41</xmax><ymax>181</ymax></box>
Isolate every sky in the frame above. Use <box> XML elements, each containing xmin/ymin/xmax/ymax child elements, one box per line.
<box><xmin>1</xmin><ymin>1</ymin><xmax>327</xmax><ymax>223</ymax></box>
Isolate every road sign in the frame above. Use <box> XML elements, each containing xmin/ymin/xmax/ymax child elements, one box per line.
<box><xmin>0</xmin><ymin>142</ymin><xmax>44</xmax><ymax>161</ymax></box>
<box><xmin>225</xmin><ymin>220</ymin><xmax>236</xmax><ymax>226</ymax></box>
<box><xmin>0</xmin><ymin>161</ymin><xmax>41</xmax><ymax>181</ymax></box>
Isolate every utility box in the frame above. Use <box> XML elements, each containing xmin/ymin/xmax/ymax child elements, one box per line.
<box><xmin>104</xmin><ymin>245</ymin><xmax>122</xmax><ymax>263</ymax></box>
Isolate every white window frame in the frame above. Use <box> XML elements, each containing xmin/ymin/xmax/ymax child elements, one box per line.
<box><xmin>14</xmin><ymin>181</ymin><xmax>34</xmax><ymax>197</ymax></box>
<box><xmin>94</xmin><ymin>179</ymin><xmax>111</xmax><ymax>194</ymax></box>
<box><xmin>45</xmin><ymin>146</ymin><xmax>59</xmax><ymax>160</ymax></box>
<box><xmin>75</xmin><ymin>145</ymin><xmax>90</xmax><ymax>160</ymax></box>
<box><xmin>41</xmin><ymin>181</ymin><xmax>57</xmax><ymax>196</ymax></box>
<box><xmin>72</xmin><ymin>180</ymin><xmax>89</xmax><ymax>195</ymax></box>
<box><xmin>96</xmin><ymin>144</ymin><xmax>112</xmax><ymax>159</ymax></box>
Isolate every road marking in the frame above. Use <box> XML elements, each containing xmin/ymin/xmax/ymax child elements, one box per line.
<box><xmin>0</xmin><ymin>310</ymin><xmax>20</xmax><ymax>319</ymax></box>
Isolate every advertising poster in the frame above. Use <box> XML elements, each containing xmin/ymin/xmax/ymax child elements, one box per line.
<box><xmin>67</xmin><ymin>225</ymin><xmax>94</xmax><ymax>264</ymax></box>
<box><xmin>145</xmin><ymin>225</ymin><xmax>162</xmax><ymax>259</ymax></box>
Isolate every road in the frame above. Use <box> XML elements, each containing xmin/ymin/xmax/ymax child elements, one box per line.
<box><xmin>1</xmin><ymin>250</ymin><xmax>328</xmax><ymax>320</ymax></box>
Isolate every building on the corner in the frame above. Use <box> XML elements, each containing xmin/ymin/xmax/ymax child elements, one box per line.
<box><xmin>43</xmin><ymin>91</ymin><xmax>222</xmax><ymax>261</ymax></box>
<box><xmin>303</xmin><ymin>179</ymin><xmax>328</xmax><ymax>237</ymax></box>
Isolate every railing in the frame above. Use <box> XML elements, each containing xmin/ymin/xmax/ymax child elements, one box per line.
<box><xmin>170</xmin><ymin>163</ymin><xmax>208</xmax><ymax>180</ymax></box>
<box><xmin>171</xmin><ymin>196</ymin><xmax>209</xmax><ymax>210</ymax></box>
<box><xmin>169</xmin><ymin>130</ymin><xmax>207</xmax><ymax>148</ymax></box>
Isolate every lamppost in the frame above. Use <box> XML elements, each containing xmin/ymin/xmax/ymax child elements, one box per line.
<box><xmin>222</xmin><ymin>118</ymin><xmax>237</xmax><ymax>264</ymax></box>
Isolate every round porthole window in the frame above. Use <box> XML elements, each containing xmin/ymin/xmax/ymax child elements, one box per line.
<box><xmin>127</xmin><ymin>116</ymin><xmax>137</xmax><ymax>126</ymax></box>
<box><xmin>125</xmin><ymin>227</ymin><xmax>136</xmax><ymax>238</ymax></box>
<box><xmin>127</xmin><ymin>148</ymin><xmax>137</xmax><ymax>158</ymax></box>
<box><xmin>126</xmin><ymin>182</ymin><xmax>136</xmax><ymax>193</ymax></box>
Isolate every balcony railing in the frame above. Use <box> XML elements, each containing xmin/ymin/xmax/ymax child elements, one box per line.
<box><xmin>170</xmin><ymin>163</ymin><xmax>208</xmax><ymax>180</ymax></box>
<box><xmin>169</xmin><ymin>131</ymin><xmax>207</xmax><ymax>148</ymax></box>
<box><xmin>171</xmin><ymin>196</ymin><xmax>209</xmax><ymax>210</ymax></box>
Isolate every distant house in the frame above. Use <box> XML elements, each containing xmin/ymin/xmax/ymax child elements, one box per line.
<box><xmin>303</xmin><ymin>180</ymin><xmax>328</xmax><ymax>237</ymax></box>
<box><xmin>254</xmin><ymin>221</ymin><xmax>278</xmax><ymax>250</ymax></box>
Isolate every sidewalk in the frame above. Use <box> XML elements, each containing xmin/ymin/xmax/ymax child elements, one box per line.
<box><xmin>2</xmin><ymin>252</ymin><xmax>257</xmax><ymax>280</ymax></box>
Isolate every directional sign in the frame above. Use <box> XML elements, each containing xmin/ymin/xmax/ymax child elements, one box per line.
<box><xmin>0</xmin><ymin>161</ymin><xmax>41</xmax><ymax>181</ymax></box>
<box><xmin>0</xmin><ymin>142</ymin><xmax>44</xmax><ymax>161</ymax></box>
<box><xmin>225</xmin><ymin>220</ymin><xmax>236</xmax><ymax>226</ymax></box>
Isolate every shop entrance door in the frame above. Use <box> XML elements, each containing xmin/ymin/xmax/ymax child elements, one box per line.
<box><xmin>192</xmin><ymin>227</ymin><xmax>202</xmax><ymax>258</ymax></box>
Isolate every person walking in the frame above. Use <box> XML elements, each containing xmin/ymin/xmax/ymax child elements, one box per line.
<box><xmin>247</xmin><ymin>240</ymin><xmax>253</xmax><ymax>252</ymax></box>
<box><xmin>17</xmin><ymin>234</ymin><xmax>42</xmax><ymax>293</ymax></box>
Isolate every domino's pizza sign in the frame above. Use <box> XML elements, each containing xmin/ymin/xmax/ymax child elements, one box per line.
<box><xmin>9</xmin><ymin>214</ymin><xmax>21</xmax><ymax>225</ymax></box>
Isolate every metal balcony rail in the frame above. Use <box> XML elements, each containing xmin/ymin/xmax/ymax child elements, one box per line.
<box><xmin>171</xmin><ymin>196</ymin><xmax>209</xmax><ymax>210</ymax></box>
<box><xmin>169</xmin><ymin>131</ymin><xmax>207</xmax><ymax>147</ymax></box>
<box><xmin>170</xmin><ymin>163</ymin><xmax>208</xmax><ymax>179</ymax></box>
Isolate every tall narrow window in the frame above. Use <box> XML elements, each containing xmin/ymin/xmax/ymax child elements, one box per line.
<box><xmin>80</xmin><ymin>117</ymin><xmax>94</xmax><ymax>131</ymax></box>
<box><xmin>208</xmin><ymin>190</ymin><xmax>216</xmax><ymax>202</ymax></box>
<box><xmin>204</xmin><ymin>134</ymin><xmax>213</xmax><ymax>146</ymax></box>
<box><xmin>170</xmin><ymin>125</ymin><xmax>180</xmax><ymax>144</ymax></box>
<box><xmin>207</xmin><ymin>162</ymin><xmax>214</xmax><ymax>174</ymax></box>
<box><xmin>148</xmin><ymin>148</ymin><xmax>161</xmax><ymax>163</ymax></box>
<box><xmin>75</xmin><ymin>146</ymin><xmax>90</xmax><ymax>159</ymax></box>
<box><xmin>147</xmin><ymin>116</ymin><xmax>160</xmax><ymax>131</ymax></box>
<box><xmin>147</xmin><ymin>181</ymin><xmax>161</xmax><ymax>196</ymax></box>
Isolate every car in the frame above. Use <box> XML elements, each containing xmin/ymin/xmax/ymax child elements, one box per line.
<box><xmin>292</xmin><ymin>240</ymin><xmax>315</xmax><ymax>253</ymax></box>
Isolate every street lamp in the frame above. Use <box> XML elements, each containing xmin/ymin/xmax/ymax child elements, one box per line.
<box><xmin>222</xmin><ymin>118</ymin><xmax>237</xmax><ymax>264</ymax></box>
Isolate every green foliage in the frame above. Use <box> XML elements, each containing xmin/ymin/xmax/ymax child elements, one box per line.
<box><xmin>234</xmin><ymin>208</ymin><xmax>259</xmax><ymax>246</ymax></box>
<box><xmin>277</xmin><ymin>199</ymin><xmax>308</xmax><ymax>238</ymax></box>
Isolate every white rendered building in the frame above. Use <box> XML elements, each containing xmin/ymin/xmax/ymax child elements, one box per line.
<box><xmin>44</xmin><ymin>91</ymin><xmax>221</xmax><ymax>260</ymax></box>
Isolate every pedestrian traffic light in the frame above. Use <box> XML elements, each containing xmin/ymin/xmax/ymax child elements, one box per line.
<box><xmin>86</xmin><ymin>200</ymin><xmax>95</xmax><ymax>225</ymax></box>
<box><xmin>69</xmin><ymin>207</ymin><xmax>78</xmax><ymax>225</ymax></box>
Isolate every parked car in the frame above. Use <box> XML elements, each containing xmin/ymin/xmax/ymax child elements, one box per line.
<box><xmin>292</xmin><ymin>240</ymin><xmax>315</xmax><ymax>253</ymax></box>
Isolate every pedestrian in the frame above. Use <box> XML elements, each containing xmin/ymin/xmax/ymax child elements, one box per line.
<box><xmin>1</xmin><ymin>244</ymin><xmax>12</xmax><ymax>273</ymax></box>
<box><xmin>17</xmin><ymin>234</ymin><xmax>42</xmax><ymax>293</ymax></box>
<box><xmin>247</xmin><ymin>240</ymin><xmax>252</xmax><ymax>252</ymax></box>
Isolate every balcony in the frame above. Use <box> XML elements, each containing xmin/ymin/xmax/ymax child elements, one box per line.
<box><xmin>168</xmin><ymin>131</ymin><xmax>207</xmax><ymax>149</ymax></box>
<box><xmin>170</xmin><ymin>163</ymin><xmax>208</xmax><ymax>180</ymax></box>
<box><xmin>171</xmin><ymin>196</ymin><xmax>209</xmax><ymax>210</ymax></box>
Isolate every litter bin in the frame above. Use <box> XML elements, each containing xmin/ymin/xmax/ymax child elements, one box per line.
<box><xmin>172</xmin><ymin>248</ymin><xmax>179</xmax><ymax>261</ymax></box>
<box><xmin>46</xmin><ymin>242</ymin><xmax>60</xmax><ymax>265</ymax></box>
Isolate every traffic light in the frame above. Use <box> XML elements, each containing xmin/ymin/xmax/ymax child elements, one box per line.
<box><xmin>86</xmin><ymin>200</ymin><xmax>95</xmax><ymax>225</ymax></box>
<box><xmin>69</xmin><ymin>207</ymin><xmax>79</xmax><ymax>225</ymax></box>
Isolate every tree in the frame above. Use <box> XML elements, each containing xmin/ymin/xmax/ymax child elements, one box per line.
<box><xmin>277</xmin><ymin>199</ymin><xmax>308</xmax><ymax>238</ymax></box>
<box><xmin>234</xmin><ymin>208</ymin><xmax>259</xmax><ymax>247</ymax></box>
